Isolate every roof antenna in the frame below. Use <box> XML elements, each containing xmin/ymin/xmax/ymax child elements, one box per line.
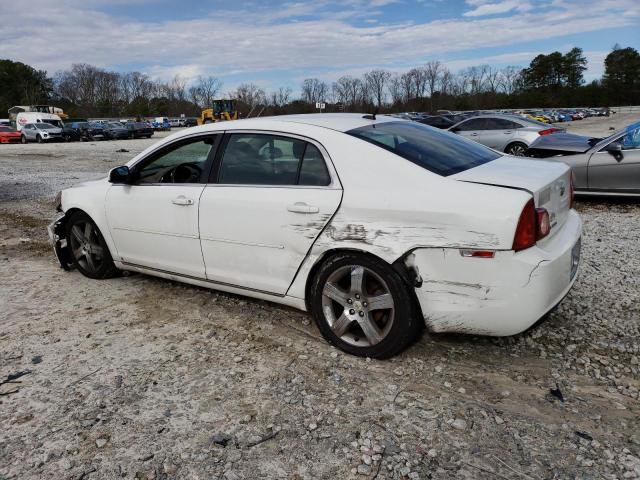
<box><xmin>363</xmin><ymin>107</ymin><xmax>379</xmax><ymax>121</ymax></box>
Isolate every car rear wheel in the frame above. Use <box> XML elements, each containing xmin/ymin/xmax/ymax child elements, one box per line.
<box><xmin>505</xmin><ymin>142</ymin><xmax>528</xmax><ymax>156</ymax></box>
<box><xmin>309</xmin><ymin>252</ymin><xmax>421</xmax><ymax>359</ymax></box>
<box><xmin>66</xmin><ymin>211</ymin><xmax>119</xmax><ymax>279</ymax></box>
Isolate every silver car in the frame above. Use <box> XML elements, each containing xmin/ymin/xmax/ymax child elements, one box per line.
<box><xmin>526</xmin><ymin>122</ymin><xmax>640</xmax><ymax>196</ymax></box>
<box><xmin>21</xmin><ymin>122</ymin><xmax>63</xmax><ymax>143</ymax></box>
<box><xmin>448</xmin><ymin>114</ymin><xmax>564</xmax><ymax>156</ymax></box>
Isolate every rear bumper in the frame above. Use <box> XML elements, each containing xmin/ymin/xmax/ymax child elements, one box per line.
<box><xmin>413</xmin><ymin>210</ymin><xmax>582</xmax><ymax>336</ymax></box>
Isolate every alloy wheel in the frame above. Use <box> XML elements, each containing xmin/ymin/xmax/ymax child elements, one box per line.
<box><xmin>69</xmin><ymin>221</ymin><xmax>105</xmax><ymax>274</ymax></box>
<box><xmin>321</xmin><ymin>265</ymin><xmax>395</xmax><ymax>347</ymax></box>
<box><xmin>508</xmin><ymin>144</ymin><xmax>526</xmax><ymax>156</ymax></box>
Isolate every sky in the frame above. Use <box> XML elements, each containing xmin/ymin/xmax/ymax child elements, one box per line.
<box><xmin>2</xmin><ymin>0</ymin><xmax>639</xmax><ymax>94</ymax></box>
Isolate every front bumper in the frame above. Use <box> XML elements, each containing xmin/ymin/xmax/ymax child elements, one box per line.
<box><xmin>48</xmin><ymin>214</ymin><xmax>73</xmax><ymax>270</ymax></box>
<box><xmin>413</xmin><ymin>210</ymin><xmax>582</xmax><ymax>336</ymax></box>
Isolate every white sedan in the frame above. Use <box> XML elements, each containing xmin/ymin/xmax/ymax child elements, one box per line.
<box><xmin>49</xmin><ymin>114</ymin><xmax>582</xmax><ymax>358</ymax></box>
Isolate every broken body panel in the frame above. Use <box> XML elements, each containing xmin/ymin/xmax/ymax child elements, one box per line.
<box><xmin>50</xmin><ymin>114</ymin><xmax>582</xmax><ymax>338</ymax></box>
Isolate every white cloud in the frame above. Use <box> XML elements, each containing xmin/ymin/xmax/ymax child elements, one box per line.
<box><xmin>463</xmin><ymin>0</ymin><xmax>532</xmax><ymax>17</ymax></box>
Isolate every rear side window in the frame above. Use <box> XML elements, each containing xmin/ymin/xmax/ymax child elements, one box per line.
<box><xmin>218</xmin><ymin>133</ymin><xmax>331</xmax><ymax>186</ymax></box>
<box><xmin>485</xmin><ymin>118</ymin><xmax>521</xmax><ymax>130</ymax></box>
<box><xmin>456</xmin><ymin>118</ymin><xmax>487</xmax><ymax>131</ymax></box>
<box><xmin>348</xmin><ymin>121</ymin><xmax>500</xmax><ymax>176</ymax></box>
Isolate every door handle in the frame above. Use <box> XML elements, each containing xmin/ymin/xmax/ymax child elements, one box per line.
<box><xmin>287</xmin><ymin>202</ymin><xmax>319</xmax><ymax>214</ymax></box>
<box><xmin>172</xmin><ymin>196</ymin><xmax>194</xmax><ymax>206</ymax></box>
<box><xmin>504</xmin><ymin>131</ymin><xmax>513</xmax><ymax>134</ymax></box>
<box><xmin>470</xmin><ymin>133</ymin><xmax>478</xmax><ymax>136</ymax></box>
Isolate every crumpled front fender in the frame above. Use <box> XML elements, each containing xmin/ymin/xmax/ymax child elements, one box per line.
<box><xmin>47</xmin><ymin>213</ymin><xmax>73</xmax><ymax>270</ymax></box>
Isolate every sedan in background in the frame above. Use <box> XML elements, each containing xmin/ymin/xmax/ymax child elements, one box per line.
<box><xmin>103</xmin><ymin>122</ymin><xmax>129</xmax><ymax>140</ymax></box>
<box><xmin>449</xmin><ymin>114</ymin><xmax>564</xmax><ymax>156</ymax></box>
<box><xmin>526</xmin><ymin>121</ymin><xmax>640</xmax><ymax>196</ymax></box>
<box><xmin>61</xmin><ymin>124</ymin><xmax>82</xmax><ymax>142</ymax></box>
<box><xmin>21</xmin><ymin>122</ymin><xmax>63</xmax><ymax>143</ymax></box>
<box><xmin>0</xmin><ymin>126</ymin><xmax>22</xmax><ymax>144</ymax></box>
<box><xmin>49</xmin><ymin>114</ymin><xmax>581</xmax><ymax>359</ymax></box>
<box><xmin>125</xmin><ymin>121</ymin><xmax>154</xmax><ymax>139</ymax></box>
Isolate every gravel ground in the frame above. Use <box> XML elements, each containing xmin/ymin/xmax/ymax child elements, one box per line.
<box><xmin>1</xmin><ymin>118</ymin><xmax>639</xmax><ymax>480</ymax></box>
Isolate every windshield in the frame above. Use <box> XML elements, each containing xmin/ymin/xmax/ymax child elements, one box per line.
<box><xmin>108</xmin><ymin>122</ymin><xmax>123</xmax><ymax>128</ymax></box>
<box><xmin>347</xmin><ymin>121</ymin><xmax>500</xmax><ymax>176</ymax></box>
<box><xmin>0</xmin><ymin>126</ymin><xmax>16</xmax><ymax>132</ymax></box>
<box><xmin>38</xmin><ymin>123</ymin><xmax>57</xmax><ymax>130</ymax></box>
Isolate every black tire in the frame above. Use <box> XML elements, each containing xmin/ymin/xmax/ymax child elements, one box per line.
<box><xmin>505</xmin><ymin>142</ymin><xmax>528</xmax><ymax>156</ymax></box>
<box><xmin>21</xmin><ymin>135</ymin><xmax>27</xmax><ymax>144</ymax></box>
<box><xmin>36</xmin><ymin>134</ymin><xmax>43</xmax><ymax>144</ymax></box>
<box><xmin>66</xmin><ymin>211</ymin><xmax>119</xmax><ymax>279</ymax></box>
<box><xmin>309</xmin><ymin>252</ymin><xmax>421</xmax><ymax>359</ymax></box>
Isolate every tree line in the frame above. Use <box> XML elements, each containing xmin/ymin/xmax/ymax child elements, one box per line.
<box><xmin>1</xmin><ymin>45</ymin><xmax>638</xmax><ymax>119</ymax></box>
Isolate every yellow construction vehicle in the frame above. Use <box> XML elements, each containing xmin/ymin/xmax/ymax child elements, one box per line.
<box><xmin>199</xmin><ymin>99</ymin><xmax>238</xmax><ymax>125</ymax></box>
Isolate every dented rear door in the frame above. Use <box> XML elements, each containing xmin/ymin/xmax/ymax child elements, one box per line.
<box><xmin>199</xmin><ymin>132</ymin><xmax>342</xmax><ymax>295</ymax></box>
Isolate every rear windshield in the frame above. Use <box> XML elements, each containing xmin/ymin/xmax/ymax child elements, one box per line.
<box><xmin>347</xmin><ymin>121</ymin><xmax>500</xmax><ymax>176</ymax></box>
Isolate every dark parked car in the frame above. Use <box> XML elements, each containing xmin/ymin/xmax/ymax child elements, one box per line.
<box><xmin>416</xmin><ymin>115</ymin><xmax>456</xmax><ymax>129</ymax></box>
<box><xmin>184</xmin><ymin>117</ymin><xmax>198</xmax><ymax>127</ymax></box>
<box><xmin>68</xmin><ymin>122</ymin><xmax>106</xmax><ymax>141</ymax></box>
<box><xmin>125</xmin><ymin>122</ymin><xmax>154</xmax><ymax>139</ymax></box>
<box><xmin>103</xmin><ymin>122</ymin><xmax>129</xmax><ymax>140</ymax></box>
<box><xmin>61</xmin><ymin>124</ymin><xmax>82</xmax><ymax>142</ymax></box>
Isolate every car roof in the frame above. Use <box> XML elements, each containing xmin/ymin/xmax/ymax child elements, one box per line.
<box><xmin>194</xmin><ymin>113</ymin><xmax>403</xmax><ymax>134</ymax></box>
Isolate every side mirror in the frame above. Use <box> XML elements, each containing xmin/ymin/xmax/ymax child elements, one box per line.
<box><xmin>450</xmin><ymin>126</ymin><xmax>460</xmax><ymax>133</ymax></box>
<box><xmin>605</xmin><ymin>141</ymin><xmax>622</xmax><ymax>152</ymax></box>
<box><xmin>109</xmin><ymin>165</ymin><xmax>131</xmax><ymax>184</ymax></box>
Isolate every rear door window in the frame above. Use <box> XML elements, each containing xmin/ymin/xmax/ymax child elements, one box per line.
<box><xmin>348</xmin><ymin>121</ymin><xmax>500</xmax><ymax>176</ymax></box>
<box><xmin>218</xmin><ymin>133</ymin><xmax>331</xmax><ymax>186</ymax></box>
<box><xmin>457</xmin><ymin>118</ymin><xmax>487</xmax><ymax>131</ymax></box>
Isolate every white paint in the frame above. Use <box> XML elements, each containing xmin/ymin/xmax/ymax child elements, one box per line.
<box><xmin>58</xmin><ymin>114</ymin><xmax>582</xmax><ymax>337</ymax></box>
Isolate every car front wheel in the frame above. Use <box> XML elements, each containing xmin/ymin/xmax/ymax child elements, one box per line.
<box><xmin>21</xmin><ymin>135</ymin><xmax>27</xmax><ymax>144</ymax></box>
<box><xmin>66</xmin><ymin>211</ymin><xmax>119</xmax><ymax>279</ymax></box>
<box><xmin>309</xmin><ymin>253</ymin><xmax>421</xmax><ymax>359</ymax></box>
<box><xmin>36</xmin><ymin>134</ymin><xmax>43</xmax><ymax>143</ymax></box>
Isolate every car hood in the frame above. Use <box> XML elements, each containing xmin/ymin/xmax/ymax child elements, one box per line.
<box><xmin>527</xmin><ymin>132</ymin><xmax>599</xmax><ymax>153</ymax></box>
<box><xmin>40</xmin><ymin>128</ymin><xmax>62</xmax><ymax>134</ymax></box>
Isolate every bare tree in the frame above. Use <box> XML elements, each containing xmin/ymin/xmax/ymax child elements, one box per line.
<box><xmin>234</xmin><ymin>83</ymin><xmax>266</xmax><ymax>108</ymax></box>
<box><xmin>332</xmin><ymin>76</ymin><xmax>362</xmax><ymax>108</ymax></box>
<box><xmin>499</xmin><ymin>66</ymin><xmax>522</xmax><ymax>95</ymax></box>
<box><xmin>195</xmin><ymin>76</ymin><xmax>223</xmax><ymax>108</ymax></box>
<box><xmin>269</xmin><ymin>86</ymin><xmax>292</xmax><ymax>107</ymax></box>
<box><xmin>400</xmin><ymin>71</ymin><xmax>414</xmax><ymax>102</ymax></box>
<box><xmin>424</xmin><ymin>61</ymin><xmax>443</xmax><ymax>109</ymax></box>
<box><xmin>364</xmin><ymin>69</ymin><xmax>391</xmax><ymax>107</ymax></box>
<box><xmin>387</xmin><ymin>74</ymin><xmax>404</xmax><ymax>105</ymax></box>
<box><xmin>485</xmin><ymin>66</ymin><xmax>501</xmax><ymax>94</ymax></box>
<box><xmin>301</xmin><ymin>78</ymin><xmax>329</xmax><ymax>104</ymax></box>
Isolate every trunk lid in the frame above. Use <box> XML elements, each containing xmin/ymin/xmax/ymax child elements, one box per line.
<box><xmin>452</xmin><ymin>156</ymin><xmax>572</xmax><ymax>234</ymax></box>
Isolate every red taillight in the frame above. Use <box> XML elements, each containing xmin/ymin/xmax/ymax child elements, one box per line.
<box><xmin>513</xmin><ymin>199</ymin><xmax>537</xmax><ymax>251</ymax></box>
<box><xmin>512</xmin><ymin>199</ymin><xmax>551</xmax><ymax>251</ymax></box>
<box><xmin>538</xmin><ymin>128</ymin><xmax>559</xmax><ymax>136</ymax></box>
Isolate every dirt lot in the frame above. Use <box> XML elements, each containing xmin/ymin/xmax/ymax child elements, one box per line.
<box><xmin>1</xmin><ymin>116</ymin><xmax>639</xmax><ymax>480</ymax></box>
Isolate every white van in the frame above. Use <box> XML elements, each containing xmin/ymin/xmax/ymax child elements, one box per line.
<box><xmin>16</xmin><ymin>112</ymin><xmax>63</xmax><ymax>131</ymax></box>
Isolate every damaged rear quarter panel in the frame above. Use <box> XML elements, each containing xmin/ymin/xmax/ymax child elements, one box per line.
<box><xmin>286</xmin><ymin>135</ymin><xmax>531</xmax><ymax>300</ymax></box>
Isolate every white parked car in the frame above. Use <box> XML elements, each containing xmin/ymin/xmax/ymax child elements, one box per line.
<box><xmin>49</xmin><ymin>114</ymin><xmax>582</xmax><ymax>358</ymax></box>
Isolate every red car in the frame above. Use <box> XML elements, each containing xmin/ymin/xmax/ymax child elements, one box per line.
<box><xmin>0</xmin><ymin>126</ymin><xmax>22</xmax><ymax>144</ymax></box>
